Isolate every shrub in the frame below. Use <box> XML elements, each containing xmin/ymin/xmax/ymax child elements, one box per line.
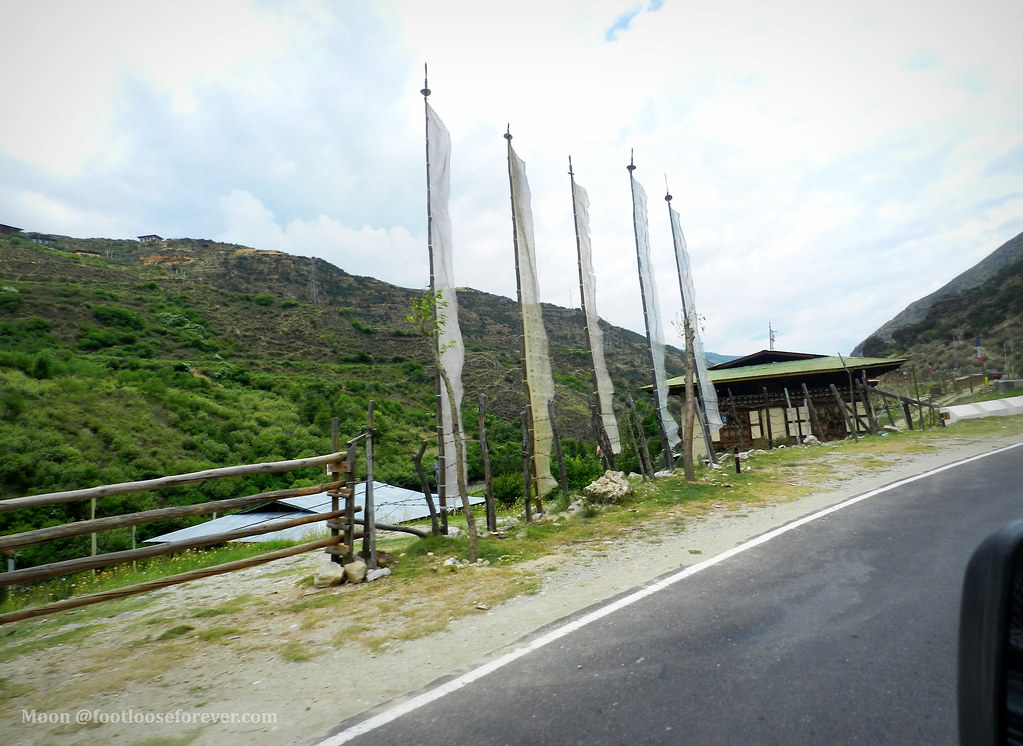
<box><xmin>91</xmin><ymin>305</ymin><xmax>144</xmax><ymax>331</ymax></box>
<box><xmin>0</xmin><ymin>289</ymin><xmax>23</xmax><ymax>312</ymax></box>
<box><xmin>563</xmin><ymin>454</ymin><xmax>603</xmax><ymax>490</ymax></box>
<box><xmin>492</xmin><ymin>472</ymin><xmax>523</xmax><ymax>507</ymax></box>
<box><xmin>254</xmin><ymin>294</ymin><xmax>274</xmax><ymax>306</ymax></box>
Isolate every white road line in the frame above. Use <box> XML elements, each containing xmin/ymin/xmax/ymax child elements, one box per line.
<box><xmin>317</xmin><ymin>440</ymin><xmax>1023</xmax><ymax>745</ymax></box>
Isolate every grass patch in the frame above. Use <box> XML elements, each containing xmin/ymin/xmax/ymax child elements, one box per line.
<box><xmin>0</xmin><ymin>676</ymin><xmax>32</xmax><ymax>700</ymax></box>
<box><xmin>125</xmin><ymin>734</ymin><xmax>202</xmax><ymax>746</ymax></box>
<box><xmin>0</xmin><ymin>544</ymin><xmax>299</xmax><ymax>619</ymax></box>
<box><xmin>156</xmin><ymin>624</ymin><xmax>194</xmax><ymax>641</ymax></box>
<box><xmin>0</xmin><ymin>623</ymin><xmax>100</xmax><ymax>662</ymax></box>
<box><xmin>197</xmin><ymin>626</ymin><xmax>242</xmax><ymax>643</ymax></box>
<box><xmin>279</xmin><ymin>640</ymin><xmax>319</xmax><ymax>662</ymax></box>
<box><xmin>190</xmin><ymin>595</ymin><xmax>253</xmax><ymax>618</ymax></box>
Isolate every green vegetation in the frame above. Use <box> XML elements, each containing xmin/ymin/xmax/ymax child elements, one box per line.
<box><xmin>1</xmin><ymin>233</ymin><xmax>668</xmax><ymax>572</ymax></box>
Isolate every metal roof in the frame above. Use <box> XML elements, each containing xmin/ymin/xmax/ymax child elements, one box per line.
<box><xmin>145</xmin><ymin>481</ymin><xmax>483</xmax><ymax>544</ymax></box>
<box><xmin>664</xmin><ymin>355</ymin><xmax>906</xmax><ymax>389</ymax></box>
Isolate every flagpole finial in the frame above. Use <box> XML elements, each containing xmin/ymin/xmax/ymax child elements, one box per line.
<box><xmin>664</xmin><ymin>174</ymin><xmax>672</xmax><ymax>201</ymax></box>
<box><xmin>421</xmin><ymin>63</ymin><xmax>431</xmax><ymax>98</ymax></box>
<box><xmin>568</xmin><ymin>155</ymin><xmax>574</xmax><ymax>176</ymax></box>
<box><xmin>627</xmin><ymin>149</ymin><xmax>636</xmax><ymax>173</ymax></box>
<box><xmin>504</xmin><ymin>124</ymin><xmax>512</xmax><ymax>141</ymax></box>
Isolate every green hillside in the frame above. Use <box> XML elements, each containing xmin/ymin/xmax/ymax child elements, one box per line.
<box><xmin>856</xmin><ymin>243</ymin><xmax>1023</xmax><ymax>377</ymax></box>
<box><xmin>0</xmin><ymin>232</ymin><xmax>688</xmax><ymax>565</ymax></box>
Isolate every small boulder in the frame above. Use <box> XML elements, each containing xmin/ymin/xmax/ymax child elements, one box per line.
<box><xmin>583</xmin><ymin>470</ymin><xmax>631</xmax><ymax>504</ymax></box>
<box><xmin>343</xmin><ymin>558</ymin><xmax>368</xmax><ymax>584</ymax></box>
<box><xmin>366</xmin><ymin>567</ymin><xmax>392</xmax><ymax>583</ymax></box>
<box><xmin>313</xmin><ymin>560</ymin><xmax>345</xmax><ymax>588</ymax></box>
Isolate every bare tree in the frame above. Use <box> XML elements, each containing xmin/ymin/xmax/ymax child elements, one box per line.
<box><xmin>407</xmin><ymin>290</ymin><xmax>478</xmax><ymax>562</ymax></box>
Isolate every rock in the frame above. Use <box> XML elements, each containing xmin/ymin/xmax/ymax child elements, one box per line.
<box><xmin>583</xmin><ymin>470</ymin><xmax>631</xmax><ymax>504</ymax></box>
<box><xmin>343</xmin><ymin>558</ymin><xmax>368</xmax><ymax>584</ymax></box>
<box><xmin>654</xmin><ymin>469</ymin><xmax>675</xmax><ymax>479</ymax></box>
<box><xmin>802</xmin><ymin>435</ymin><xmax>821</xmax><ymax>446</ymax></box>
<box><xmin>443</xmin><ymin>556</ymin><xmax>462</xmax><ymax>567</ymax></box>
<box><xmin>446</xmin><ymin>526</ymin><xmax>465</xmax><ymax>538</ymax></box>
<box><xmin>366</xmin><ymin>567</ymin><xmax>391</xmax><ymax>583</ymax></box>
<box><xmin>313</xmin><ymin>560</ymin><xmax>345</xmax><ymax>588</ymax></box>
<box><xmin>375</xmin><ymin>550</ymin><xmax>395</xmax><ymax>568</ymax></box>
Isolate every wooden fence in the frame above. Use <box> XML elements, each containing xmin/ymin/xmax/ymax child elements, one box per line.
<box><xmin>0</xmin><ymin>413</ymin><xmax>397</xmax><ymax>626</ymax></box>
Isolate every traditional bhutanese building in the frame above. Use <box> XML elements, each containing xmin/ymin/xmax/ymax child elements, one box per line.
<box><xmin>664</xmin><ymin>349</ymin><xmax>906</xmax><ymax>451</ymax></box>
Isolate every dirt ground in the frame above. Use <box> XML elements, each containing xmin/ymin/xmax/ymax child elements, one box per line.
<box><xmin>2</xmin><ymin>429</ymin><xmax>1021</xmax><ymax>746</ymax></box>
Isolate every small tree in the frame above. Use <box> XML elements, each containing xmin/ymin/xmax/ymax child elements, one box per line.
<box><xmin>407</xmin><ymin>290</ymin><xmax>478</xmax><ymax>562</ymax></box>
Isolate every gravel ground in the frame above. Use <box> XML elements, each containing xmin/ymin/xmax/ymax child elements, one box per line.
<box><xmin>2</xmin><ymin>429</ymin><xmax>1020</xmax><ymax>746</ymax></box>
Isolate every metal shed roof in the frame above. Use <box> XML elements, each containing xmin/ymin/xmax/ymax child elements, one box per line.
<box><xmin>145</xmin><ymin>481</ymin><xmax>482</xmax><ymax>544</ymax></box>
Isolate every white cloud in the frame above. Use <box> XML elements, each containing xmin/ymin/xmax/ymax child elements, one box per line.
<box><xmin>216</xmin><ymin>189</ymin><xmax>425</xmax><ymax>287</ymax></box>
<box><xmin>1</xmin><ymin>0</ymin><xmax>1021</xmax><ymax>357</ymax></box>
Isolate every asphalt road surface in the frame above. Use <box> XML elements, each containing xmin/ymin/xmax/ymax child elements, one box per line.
<box><xmin>321</xmin><ymin>443</ymin><xmax>1023</xmax><ymax>746</ymax></box>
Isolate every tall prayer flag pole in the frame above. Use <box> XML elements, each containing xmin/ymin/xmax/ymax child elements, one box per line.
<box><xmin>665</xmin><ymin>185</ymin><xmax>721</xmax><ymax>465</ymax></box>
<box><xmin>628</xmin><ymin>153</ymin><xmax>679</xmax><ymax>470</ymax></box>
<box><xmin>422</xmin><ymin>68</ymin><xmax>467</xmax><ymax>527</ymax></box>
<box><xmin>506</xmin><ymin>128</ymin><xmax>558</xmax><ymax>503</ymax></box>
<box><xmin>569</xmin><ymin>157</ymin><xmax>621</xmax><ymax>467</ymax></box>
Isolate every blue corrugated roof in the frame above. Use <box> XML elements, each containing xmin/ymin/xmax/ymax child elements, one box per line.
<box><xmin>145</xmin><ymin>481</ymin><xmax>483</xmax><ymax>544</ymax></box>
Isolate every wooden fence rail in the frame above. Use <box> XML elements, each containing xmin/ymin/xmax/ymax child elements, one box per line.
<box><xmin>0</xmin><ymin>414</ymin><xmax>386</xmax><ymax>626</ymax></box>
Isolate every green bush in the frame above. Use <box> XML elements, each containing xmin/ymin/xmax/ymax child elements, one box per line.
<box><xmin>0</xmin><ymin>289</ymin><xmax>23</xmax><ymax>312</ymax></box>
<box><xmin>92</xmin><ymin>305</ymin><xmax>144</xmax><ymax>331</ymax></box>
<box><xmin>492</xmin><ymin>472</ymin><xmax>523</xmax><ymax>507</ymax></box>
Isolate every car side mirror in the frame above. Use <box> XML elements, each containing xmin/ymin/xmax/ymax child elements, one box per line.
<box><xmin>959</xmin><ymin>520</ymin><xmax>1023</xmax><ymax>745</ymax></box>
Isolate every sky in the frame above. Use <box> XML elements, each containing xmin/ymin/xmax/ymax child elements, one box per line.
<box><xmin>2</xmin><ymin>0</ymin><xmax>1022</xmax><ymax>357</ymax></box>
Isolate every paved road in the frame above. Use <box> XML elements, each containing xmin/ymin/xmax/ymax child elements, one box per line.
<box><xmin>322</xmin><ymin>443</ymin><xmax>1023</xmax><ymax>746</ymax></box>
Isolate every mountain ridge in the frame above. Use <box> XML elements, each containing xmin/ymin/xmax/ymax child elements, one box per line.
<box><xmin>852</xmin><ymin>230</ymin><xmax>1023</xmax><ymax>356</ymax></box>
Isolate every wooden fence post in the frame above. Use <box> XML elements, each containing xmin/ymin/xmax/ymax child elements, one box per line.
<box><xmin>626</xmin><ymin>392</ymin><xmax>655</xmax><ymax>478</ymax></box>
<box><xmin>830</xmin><ymin>383</ymin><xmax>857</xmax><ymax>439</ymax></box>
<box><xmin>623</xmin><ymin>410</ymin><xmax>648</xmax><ymax>481</ymax></box>
<box><xmin>801</xmin><ymin>383</ymin><xmax>824</xmax><ymax>441</ymax></box>
<box><xmin>521</xmin><ymin>409</ymin><xmax>533</xmax><ymax>523</ymax></box>
<box><xmin>329</xmin><ymin>417</ymin><xmax>342</xmax><ymax>564</ymax></box>
<box><xmin>785</xmin><ymin>387</ymin><xmax>803</xmax><ymax>443</ymax></box>
<box><xmin>478</xmin><ymin>394</ymin><xmax>496</xmax><ymax>533</ymax></box>
<box><xmin>548</xmin><ymin>399</ymin><xmax>569</xmax><ymax>504</ymax></box>
<box><xmin>412</xmin><ymin>440</ymin><xmax>440</xmax><ymax>535</ymax></box>
<box><xmin>362</xmin><ymin>401</ymin><xmax>377</xmax><ymax>570</ymax></box>
<box><xmin>344</xmin><ymin>442</ymin><xmax>358</xmax><ymax>562</ymax></box>
<box><xmin>727</xmin><ymin>389</ymin><xmax>747</xmax><ymax>450</ymax></box>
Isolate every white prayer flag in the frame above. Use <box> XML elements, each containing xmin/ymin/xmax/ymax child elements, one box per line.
<box><xmin>508</xmin><ymin>143</ymin><xmax>558</xmax><ymax>497</ymax></box>
<box><xmin>572</xmin><ymin>178</ymin><xmax>622</xmax><ymax>454</ymax></box>
<box><xmin>631</xmin><ymin>174</ymin><xmax>681</xmax><ymax>449</ymax></box>
<box><xmin>426</xmin><ymin>103</ymin><xmax>466</xmax><ymax>495</ymax></box>
<box><xmin>669</xmin><ymin>204</ymin><xmax>723</xmax><ymax>434</ymax></box>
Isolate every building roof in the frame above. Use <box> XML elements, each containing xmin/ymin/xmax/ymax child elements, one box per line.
<box><xmin>145</xmin><ymin>481</ymin><xmax>483</xmax><ymax>544</ymax></box>
<box><xmin>709</xmin><ymin>349</ymin><xmax>824</xmax><ymax>370</ymax></box>
<box><xmin>663</xmin><ymin>351</ymin><xmax>906</xmax><ymax>394</ymax></box>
